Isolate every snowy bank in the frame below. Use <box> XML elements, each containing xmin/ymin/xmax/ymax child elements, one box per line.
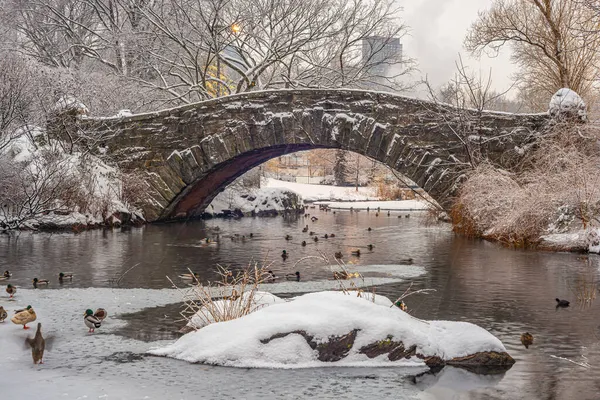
<box><xmin>0</xmin><ymin>127</ymin><xmax>144</xmax><ymax>231</ymax></box>
<box><xmin>264</xmin><ymin>178</ymin><xmax>380</xmax><ymax>202</ymax></box>
<box><xmin>150</xmin><ymin>291</ymin><xmax>514</xmax><ymax>370</ymax></box>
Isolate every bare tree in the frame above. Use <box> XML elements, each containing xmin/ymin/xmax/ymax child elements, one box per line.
<box><xmin>0</xmin><ymin>53</ymin><xmax>34</xmax><ymax>151</ymax></box>
<box><xmin>465</xmin><ymin>0</ymin><xmax>600</xmax><ymax>111</ymax></box>
<box><xmin>132</xmin><ymin>0</ymin><xmax>414</xmax><ymax>104</ymax></box>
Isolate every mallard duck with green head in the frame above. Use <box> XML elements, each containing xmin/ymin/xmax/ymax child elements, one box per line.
<box><xmin>59</xmin><ymin>272</ymin><xmax>73</xmax><ymax>282</ymax></box>
<box><xmin>84</xmin><ymin>309</ymin><xmax>102</xmax><ymax>333</ymax></box>
<box><xmin>12</xmin><ymin>305</ymin><xmax>36</xmax><ymax>329</ymax></box>
<box><xmin>33</xmin><ymin>278</ymin><xmax>49</xmax><ymax>288</ymax></box>
<box><xmin>6</xmin><ymin>284</ymin><xmax>16</xmax><ymax>298</ymax></box>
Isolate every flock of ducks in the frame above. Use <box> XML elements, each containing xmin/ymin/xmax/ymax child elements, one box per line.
<box><xmin>1</xmin><ymin>270</ymin><xmax>108</xmax><ymax>364</ymax></box>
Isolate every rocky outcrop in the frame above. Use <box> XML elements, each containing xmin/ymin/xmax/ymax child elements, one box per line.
<box><xmin>260</xmin><ymin>330</ymin><xmax>515</xmax><ymax>372</ymax></box>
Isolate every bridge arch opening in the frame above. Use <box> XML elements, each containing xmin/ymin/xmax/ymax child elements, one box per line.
<box><xmin>164</xmin><ymin>146</ymin><xmax>438</xmax><ymax>220</ymax></box>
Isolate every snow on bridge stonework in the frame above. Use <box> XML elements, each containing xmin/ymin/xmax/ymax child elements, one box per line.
<box><xmin>74</xmin><ymin>89</ymin><xmax>550</xmax><ymax>221</ymax></box>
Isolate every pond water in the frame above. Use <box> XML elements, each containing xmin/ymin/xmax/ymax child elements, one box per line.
<box><xmin>1</xmin><ymin>210</ymin><xmax>599</xmax><ymax>399</ymax></box>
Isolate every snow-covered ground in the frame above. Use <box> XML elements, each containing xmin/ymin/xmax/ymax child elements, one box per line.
<box><xmin>150</xmin><ymin>291</ymin><xmax>507</xmax><ymax>368</ymax></box>
<box><xmin>264</xmin><ymin>178</ymin><xmax>379</xmax><ymax>202</ymax></box>
<box><xmin>263</xmin><ymin>178</ymin><xmax>429</xmax><ymax>209</ymax></box>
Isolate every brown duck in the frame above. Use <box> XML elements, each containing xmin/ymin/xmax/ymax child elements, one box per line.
<box><xmin>25</xmin><ymin>323</ymin><xmax>48</xmax><ymax>364</ymax></box>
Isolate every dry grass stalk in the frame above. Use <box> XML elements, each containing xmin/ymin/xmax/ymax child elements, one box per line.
<box><xmin>168</xmin><ymin>262</ymin><xmax>273</xmax><ymax>330</ymax></box>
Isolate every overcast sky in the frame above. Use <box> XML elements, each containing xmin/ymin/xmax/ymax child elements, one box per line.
<box><xmin>400</xmin><ymin>0</ymin><xmax>517</xmax><ymax>97</ymax></box>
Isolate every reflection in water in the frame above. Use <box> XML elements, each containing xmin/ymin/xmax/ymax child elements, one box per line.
<box><xmin>2</xmin><ymin>211</ymin><xmax>600</xmax><ymax>399</ymax></box>
<box><xmin>412</xmin><ymin>366</ymin><xmax>505</xmax><ymax>397</ymax></box>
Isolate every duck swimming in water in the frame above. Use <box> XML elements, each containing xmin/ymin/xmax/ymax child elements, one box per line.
<box><xmin>367</xmin><ymin>244</ymin><xmax>374</xmax><ymax>251</ymax></box>
<box><xmin>281</xmin><ymin>250</ymin><xmax>288</xmax><ymax>260</ymax></box>
<box><xmin>267</xmin><ymin>270</ymin><xmax>276</xmax><ymax>282</ymax></box>
<box><xmin>301</xmin><ymin>241</ymin><xmax>307</xmax><ymax>247</ymax></box>
<box><xmin>3</xmin><ymin>270</ymin><xmax>11</xmax><ymax>278</ymax></box>
<box><xmin>285</xmin><ymin>271</ymin><xmax>300</xmax><ymax>282</ymax></box>
<box><xmin>313</xmin><ymin>236</ymin><xmax>319</xmax><ymax>242</ymax></box>
<box><xmin>334</xmin><ymin>252</ymin><xmax>343</xmax><ymax>259</ymax></box>
<box><xmin>351</xmin><ymin>249</ymin><xmax>361</xmax><ymax>257</ymax></box>
<box><xmin>285</xmin><ymin>235</ymin><xmax>292</xmax><ymax>241</ymax></box>
<box><xmin>555</xmin><ymin>298</ymin><xmax>570</xmax><ymax>308</ymax></box>
<box><xmin>521</xmin><ymin>332</ymin><xmax>533</xmax><ymax>349</ymax></box>
<box><xmin>33</xmin><ymin>278</ymin><xmax>49</xmax><ymax>288</ymax></box>
<box><xmin>59</xmin><ymin>272</ymin><xmax>73</xmax><ymax>282</ymax></box>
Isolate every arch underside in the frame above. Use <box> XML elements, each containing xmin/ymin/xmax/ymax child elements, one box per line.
<box><xmin>160</xmin><ymin>142</ymin><xmax>466</xmax><ymax>221</ymax></box>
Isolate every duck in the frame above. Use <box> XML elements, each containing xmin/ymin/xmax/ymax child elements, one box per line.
<box><xmin>394</xmin><ymin>300</ymin><xmax>407</xmax><ymax>311</ymax></box>
<box><xmin>375</xmin><ymin>212</ymin><xmax>379</xmax><ymax>217</ymax></box>
<box><xmin>58</xmin><ymin>272</ymin><xmax>73</xmax><ymax>282</ymax></box>
<box><xmin>302</xmin><ymin>226</ymin><xmax>308</xmax><ymax>233</ymax></box>
<box><xmin>367</xmin><ymin>244</ymin><xmax>374</xmax><ymax>251</ymax></box>
<box><xmin>281</xmin><ymin>250</ymin><xmax>288</xmax><ymax>260</ymax></box>
<box><xmin>25</xmin><ymin>323</ymin><xmax>47</xmax><ymax>364</ymax></box>
<box><xmin>267</xmin><ymin>270</ymin><xmax>276</xmax><ymax>282</ymax></box>
<box><xmin>309</xmin><ymin>231</ymin><xmax>315</xmax><ymax>236</ymax></box>
<box><xmin>334</xmin><ymin>252</ymin><xmax>343</xmax><ymax>259</ymax></box>
<box><xmin>179</xmin><ymin>273</ymin><xmax>200</xmax><ymax>281</ymax></box>
<box><xmin>311</xmin><ymin>216</ymin><xmax>318</xmax><ymax>222</ymax></box>
<box><xmin>12</xmin><ymin>305</ymin><xmax>36</xmax><ymax>329</ymax></box>
<box><xmin>6</xmin><ymin>284</ymin><xmax>16</xmax><ymax>298</ymax></box>
<box><xmin>351</xmin><ymin>249</ymin><xmax>361</xmax><ymax>257</ymax></box>
<box><xmin>0</xmin><ymin>306</ymin><xmax>7</xmax><ymax>322</ymax></box>
<box><xmin>94</xmin><ymin>308</ymin><xmax>108</xmax><ymax>321</ymax></box>
<box><xmin>3</xmin><ymin>270</ymin><xmax>11</xmax><ymax>278</ymax></box>
<box><xmin>521</xmin><ymin>332</ymin><xmax>533</xmax><ymax>349</ymax></box>
<box><xmin>387</xmin><ymin>211</ymin><xmax>391</xmax><ymax>216</ymax></box>
<box><xmin>555</xmin><ymin>298</ymin><xmax>570</xmax><ymax>308</ymax></box>
<box><xmin>249</xmin><ymin>233</ymin><xmax>254</xmax><ymax>238</ymax></box>
<box><xmin>399</xmin><ymin>258</ymin><xmax>413</xmax><ymax>264</ymax></box>
<box><xmin>405</xmin><ymin>214</ymin><xmax>410</xmax><ymax>218</ymax></box>
<box><xmin>32</xmin><ymin>278</ymin><xmax>49</xmax><ymax>288</ymax></box>
<box><xmin>285</xmin><ymin>271</ymin><xmax>300</xmax><ymax>282</ymax></box>
<box><xmin>301</xmin><ymin>241</ymin><xmax>307</xmax><ymax>247</ymax></box>
<box><xmin>330</xmin><ymin>233</ymin><xmax>336</xmax><ymax>238</ymax></box>
<box><xmin>84</xmin><ymin>309</ymin><xmax>102</xmax><ymax>333</ymax></box>
<box><xmin>368</xmin><ymin>227</ymin><xmax>372</xmax><ymax>232</ymax></box>
<box><xmin>333</xmin><ymin>271</ymin><xmax>360</xmax><ymax>280</ymax></box>
<box><xmin>323</xmin><ymin>234</ymin><xmax>329</xmax><ymax>239</ymax></box>
<box><xmin>313</xmin><ymin>236</ymin><xmax>319</xmax><ymax>242</ymax></box>
<box><xmin>285</xmin><ymin>235</ymin><xmax>292</xmax><ymax>241</ymax></box>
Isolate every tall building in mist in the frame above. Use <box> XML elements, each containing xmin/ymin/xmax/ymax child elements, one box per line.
<box><xmin>361</xmin><ymin>36</ymin><xmax>402</xmax><ymax>77</ymax></box>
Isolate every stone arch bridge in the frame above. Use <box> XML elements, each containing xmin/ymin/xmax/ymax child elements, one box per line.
<box><xmin>77</xmin><ymin>89</ymin><xmax>549</xmax><ymax>221</ymax></box>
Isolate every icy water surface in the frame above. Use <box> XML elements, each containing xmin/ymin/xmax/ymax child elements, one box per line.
<box><xmin>1</xmin><ymin>210</ymin><xmax>600</xmax><ymax>399</ymax></box>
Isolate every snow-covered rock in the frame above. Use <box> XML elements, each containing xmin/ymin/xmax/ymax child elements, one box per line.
<box><xmin>150</xmin><ymin>291</ymin><xmax>513</xmax><ymax>369</ymax></box>
<box><xmin>549</xmin><ymin>88</ymin><xmax>586</xmax><ymax>121</ymax></box>
<box><xmin>208</xmin><ymin>186</ymin><xmax>303</xmax><ymax>216</ymax></box>
<box><xmin>53</xmin><ymin>95</ymin><xmax>89</xmax><ymax>116</ymax></box>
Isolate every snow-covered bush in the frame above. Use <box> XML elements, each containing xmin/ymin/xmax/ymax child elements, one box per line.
<box><xmin>452</xmin><ymin>122</ymin><xmax>600</xmax><ymax>247</ymax></box>
<box><xmin>549</xmin><ymin>88</ymin><xmax>587</xmax><ymax>122</ymax></box>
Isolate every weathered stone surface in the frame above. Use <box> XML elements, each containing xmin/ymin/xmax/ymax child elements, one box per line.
<box><xmin>259</xmin><ymin>330</ymin><xmax>515</xmax><ymax>372</ymax></box>
<box><xmin>76</xmin><ymin>89</ymin><xmax>551</xmax><ymax>222</ymax></box>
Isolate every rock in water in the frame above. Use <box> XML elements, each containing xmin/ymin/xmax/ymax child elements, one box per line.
<box><xmin>150</xmin><ymin>291</ymin><xmax>514</xmax><ymax>371</ymax></box>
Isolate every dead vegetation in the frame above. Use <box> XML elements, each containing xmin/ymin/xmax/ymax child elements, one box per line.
<box><xmin>451</xmin><ymin>122</ymin><xmax>600</xmax><ymax>247</ymax></box>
